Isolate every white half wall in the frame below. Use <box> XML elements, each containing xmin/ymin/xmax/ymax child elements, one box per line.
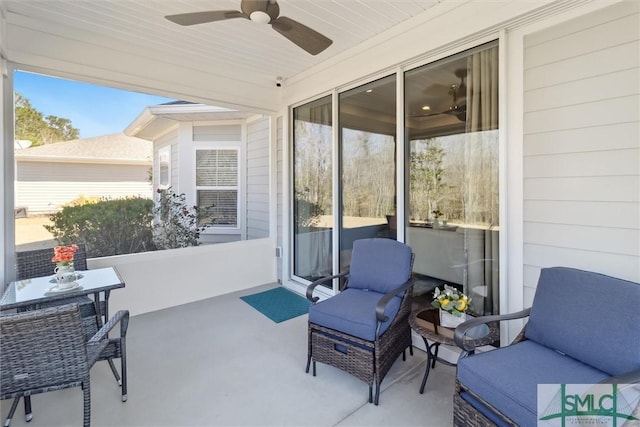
<box><xmin>87</xmin><ymin>238</ymin><xmax>277</xmax><ymax>316</ymax></box>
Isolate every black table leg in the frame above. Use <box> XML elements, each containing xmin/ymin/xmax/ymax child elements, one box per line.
<box><xmin>419</xmin><ymin>337</ymin><xmax>441</xmax><ymax>394</ymax></box>
<box><xmin>24</xmin><ymin>396</ymin><xmax>32</xmax><ymax>422</ymax></box>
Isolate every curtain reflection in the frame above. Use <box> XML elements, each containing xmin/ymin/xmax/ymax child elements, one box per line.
<box><xmin>467</xmin><ymin>47</ymin><xmax>499</xmax><ymax>132</ymax></box>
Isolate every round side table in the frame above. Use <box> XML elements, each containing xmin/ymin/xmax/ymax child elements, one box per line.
<box><xmin>409</xmin><ymin>306</ymin><xmax>499</xmax><ymax>394</ymax></box>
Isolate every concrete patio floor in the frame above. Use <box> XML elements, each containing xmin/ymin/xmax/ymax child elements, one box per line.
<box><xmin>0</xmin><ymin>283</ymin><xmax>456</xmax><ymax>426</ymax></box>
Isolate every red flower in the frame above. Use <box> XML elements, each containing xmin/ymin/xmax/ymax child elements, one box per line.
<box><xmin>51</xmin><ymin>244</ymin><xmax>79</xmax><ymax>264</ymax></box>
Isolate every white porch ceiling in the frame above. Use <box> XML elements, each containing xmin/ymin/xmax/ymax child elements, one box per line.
<box><xmin>3</xmin><ymin>0</ymin><xmax>443</xmax><ymax>101</ymax></box>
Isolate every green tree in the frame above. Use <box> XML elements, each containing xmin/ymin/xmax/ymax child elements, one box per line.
<box><xmin>43</xmin><ymin>115</ymin><xmax>79</xmax><ymax>143</ymax></box>
<box><xmin>15</xmin><ymin>92</ymin><xmax>80</xmax><ymax>146</ymax></box>
<box><xmin>410</xmin><ymin>140</ymin><xmax>446</xmax><ymax>221</ymax></box>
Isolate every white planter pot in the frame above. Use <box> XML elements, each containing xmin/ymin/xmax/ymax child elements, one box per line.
<box><xmin>439</xmin><ymin>309</ymin><xmax>466</xmax><ymax>328</ymax></box>
<box><xmin>54</xmin><ymin>264</ymin><xmax>77</xmax><ymax>289</ymax></box>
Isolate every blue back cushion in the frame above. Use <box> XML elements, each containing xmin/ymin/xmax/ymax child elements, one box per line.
<box><xmin>525</xmin><ymin>267</ymin><xmax>640</xmax><ymax>376</ymax></box>
<box><xmin>348</xmin><ymin>238</ymin><xmax>412</xmax><ymax>294</ymax></box>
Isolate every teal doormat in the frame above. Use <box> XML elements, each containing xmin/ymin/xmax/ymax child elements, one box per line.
<box><xmin>240</xmin><ymin>287</ymin><xmax>311</xmax><ymax>323</ymax></box>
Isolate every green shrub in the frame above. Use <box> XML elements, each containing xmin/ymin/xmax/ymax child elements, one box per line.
<box><xmin>45</xmin><ymin>197</ymin><xmax>156</xmax><ymax>257</ymax></box>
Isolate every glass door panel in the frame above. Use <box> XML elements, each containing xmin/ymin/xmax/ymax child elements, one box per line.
<box><xmin>339</xmin><ymin>75</ymin><xmax>397</xmax><ymax>274</ymax></box>
<box><xmin>405</xmin><ymin>41</ymin><xmax>499</xmax><ymax>315</ymax></box>
<box><xmin>292</xmin><ymin>96</ymin><xmax>333</xmax><ymax>283</ymax></box>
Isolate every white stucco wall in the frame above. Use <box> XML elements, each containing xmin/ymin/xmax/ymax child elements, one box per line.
<box><xmin>88</xmin><ymin>237</ymin><xmax>277</xmax><ymax>316</ymax></box>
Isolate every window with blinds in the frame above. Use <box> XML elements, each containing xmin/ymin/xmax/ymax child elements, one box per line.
<box><xmin>196</xmin><ymin>148</ymin><xmax>239</xmax><ymax>227</ymax></box>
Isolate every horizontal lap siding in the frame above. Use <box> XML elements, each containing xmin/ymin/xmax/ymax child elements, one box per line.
<box><xmin>247</xmin><ymin>118</ymin><xmax>270</xmax><ymax>239</ymax></box>
<box><xmin>522</xmin><ymin>0</ymin><xmax>640</xmax><ymax>301</ymax></box>
<box><xmin>16</xmin><ymin>161</ymin><xmax>152</xmax><ymax>213</ymax></box>
<box><xmin>193</xmin><ymin>125</ymin><xmax>241</xmax><ymax>141</ymax></box>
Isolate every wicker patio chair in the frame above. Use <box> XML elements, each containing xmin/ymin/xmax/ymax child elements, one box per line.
<box><xmin>305</xmin><ymin>238</ymin><xmax>414</xmax><ymax>405</ymax></box>
<box><xmin>0</xmin><ymin>303</ymin><xmax>129</xmax><ymax>427</ymax></box>
<box><xmin>14</xmin><ymin>244</ymin><xmax>125</xmax><ymax>386</ymax></box>
<box><xmin>452</xmin><ymin>267</ymin><xmax>640</xmax><ymax>426</ymax></box>
<box><xmin>10</xmin><ymin>246</ymin><xmax>129</xmax><ymax>423</ymax></box>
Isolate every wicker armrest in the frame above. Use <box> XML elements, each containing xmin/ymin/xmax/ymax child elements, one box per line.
<box><xmin>454</xmin><ymin>307</ymin><xmax>531</xmax><ymax>352</ymax></box>
<box><xmin>375</xmin><ymin>279</ymin><xmax>414</xmax><ymax>323</ymax></box>
<box><xmin>306</xmin><ymin>272</ymin><xmax>349</xmax><ymax>303</ymax></box>
<box><xmin>599</xmin><ymin>368</ymin><xmax>640</xmax><ymax>384</ymax></box>
<box><xmin>88</xmin><ymin>310</ymin><xmax>130</xmax><ymax>344</ymax></box>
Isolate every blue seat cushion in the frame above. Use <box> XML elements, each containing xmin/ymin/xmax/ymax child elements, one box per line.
<box><xmin>348</xmin><ymin>238</ymin><xmax>412</xmax><ymax>294</ymax></box>
<box><xmin>525</xmin><ymin>267</ymin><xmax>640</xmax><ymax>376</ymax></box>
<box><xmin>457</xmin><ymin>340</ymin><xmax>609</xmax><ymax>427</ymax></box>
<box><xmin>308</xmin><ymin>288</ymin><xmax>401</xmax><ymax>341</ymax></box>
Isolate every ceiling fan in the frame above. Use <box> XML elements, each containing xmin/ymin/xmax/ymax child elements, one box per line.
<box><xmin>413</xmin><ymin>68</ymin><xmax>468</xmax><ymax>122</ymax></box>
<box><xmin>165</xmin><ymin>0</ymin><xmax>333</xmax><ymax>56</ymax></box>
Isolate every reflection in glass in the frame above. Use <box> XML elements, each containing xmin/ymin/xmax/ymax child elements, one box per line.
<box><xmin>339</xmin><ymin>75</ymin><xmax>397</xmax><ymax>273</ymax></box>
<box><xmin>293</xmin><ymin>96</ymin><xmax>333</xmax><ymax>282</ymax></box>
<box><xmin>405</xmin><ymin>41</ymin><xmax>499</xmax><ymax>315</ymax></box>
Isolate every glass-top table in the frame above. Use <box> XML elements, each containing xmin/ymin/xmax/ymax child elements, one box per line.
<box><xmin>1</xmin><ymin>266</ymin><xmax>125</xmax><ymax>315</ymax></box>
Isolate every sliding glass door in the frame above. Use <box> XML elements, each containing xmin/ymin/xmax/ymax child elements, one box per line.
<box><xmin>291</xmin><ymin>41</ymin><xmax>500</xmax><ymax>308</ymax></box>
<box><xmin>405</xmin><ymin>41</ymin><xmax>499</xmax><ymax>314</ymax></box>
<box><xmin>339</xmin><ymin>75</ymin><xmax>397</xmax><ymax>273</ymax></box>
<box><xmin>292</xmin><ymin>96</ymin><xmax>333</xmax><ymax>282</ymax></box>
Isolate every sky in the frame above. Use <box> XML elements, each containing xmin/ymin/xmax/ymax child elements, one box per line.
<box><xmin>14</xmin><ymin>71</ymin><xmax>176</xmax><ymax>139</ymax></box>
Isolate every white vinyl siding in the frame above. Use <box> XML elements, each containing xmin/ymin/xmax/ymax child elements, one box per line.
<box><xmin>522</xmin><ymin>0</ymin><xmax>640</xmax><ymax>301</ymax></box>
<box><xmin>16</xmin><ymin>161</ymin><xmax>152</xmax><ymax>214</ymax></box>
<box><xmin>194</xmin><ymin>125</ymin><xmax>241</xmax><ymax>142</ymax></box>
<box><xmin>246</xmin><ymin>117</ymin><xmax>270</xmax><ymax>239</ymax></box>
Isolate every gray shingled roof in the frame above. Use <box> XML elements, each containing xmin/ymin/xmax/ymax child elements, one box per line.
<box><xmin>15</xmin><ymin>133</ymin><xmax>152</xmax><ymax>163</ymax></box>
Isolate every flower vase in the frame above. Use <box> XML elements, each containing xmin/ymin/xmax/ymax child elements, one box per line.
<box><xmin>54</xmin><ymin>263</ymin><xmax>76</xmax><ymax>289</ymax></box>
<box><xmin>439</xmin><ymin>309</ymin><xmax>466</xmax><ymax>328</ymax></box>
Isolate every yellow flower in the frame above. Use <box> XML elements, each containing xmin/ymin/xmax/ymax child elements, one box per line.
<box><xmin>455</xmin><ymin>299</ymin><xmax>467</xmax><ymax>312</ymax></box>
<box><xmin>440</xmin><ymin>298</ymin><xmax>450</xmax><ymax>307</ymax></box>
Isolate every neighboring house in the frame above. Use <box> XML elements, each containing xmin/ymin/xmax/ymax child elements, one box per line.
<box><xmin>125</xmin><ymin>102</ymin><xmax>269</xmax><ymax>244</ymax></box>
<box><xmin>15</xmin><ymin>133</ymin><xmax>152</xmax><ymax>214</ymax></box>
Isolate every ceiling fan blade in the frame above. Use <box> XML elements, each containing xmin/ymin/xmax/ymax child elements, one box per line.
<box><xmin>411</xmin><ymin>110</ymin><xmax>447</xmax><ymax>118</ymax></box>
<box><xmin>165</xmin><ymin>10</ymin><xmax>246</xmax><ymax>26</ymax></box>
<box><xmin>271</xmin><ymin>16</ymin><xmax>332</xmax><ymax>55</ymax></box>
<box><xmin>411</xmin><ymin>104</ymin><xmax>467</xmax><ymax>122</ymax></box>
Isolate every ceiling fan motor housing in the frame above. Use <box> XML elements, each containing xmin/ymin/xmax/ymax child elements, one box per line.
<box><xmin>242</xmin><ymin>0</ymin><xmax>280</xmax><ymax>23</ymax></box>
<box><xmin>165</xmin><ymin>0</ymin><xmax>333</xmax><ymax>55</ymax></box>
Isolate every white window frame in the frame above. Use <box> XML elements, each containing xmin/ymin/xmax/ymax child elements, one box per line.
<box><xmin>194</xmin><ymin>145</ymin><xmax>241</xmax><ymax>233</ymax></box>
<box><xmin>157</xmin><ymin>145</ymin><xmax>171</xmax><ymax>190</ymax></box>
